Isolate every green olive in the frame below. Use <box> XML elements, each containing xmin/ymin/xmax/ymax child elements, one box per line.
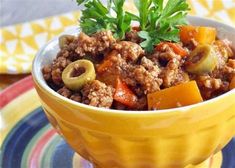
<box><xmin>186</xmin><ymin>44</ymin><xmax>218</xmax><ymax>74</ymax></box>
<box><xmin>59</xmin><ymin>35</ymin><xmax>74</xmax><ymax>49</ymax></box>
<box><xmin>62</xmin><ymin>59</ymin><xmax>96</xmax><ymax>90</ymax></box>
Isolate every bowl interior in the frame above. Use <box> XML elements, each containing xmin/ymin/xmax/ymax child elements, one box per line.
<box><xmin>32</xmin><ymin>16</ymin><xmax>235</xmax><ymax>114</ymax></box>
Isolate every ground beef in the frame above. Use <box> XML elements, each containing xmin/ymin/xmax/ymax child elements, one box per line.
<box><xmin>61</xmin><ymin>39</ymin><xmax>81</xmax><ymax>61</ymax></box>
<box><xmin>57</xmin><ymin>87</ymin><xmax>82</xmax><ymax>102</ymax></box>
<box><xmin>125</xmin><ymin>57</ymin><xmax>162</xmax><ymax>94</ymax></box>
<box><xmin>59</xmin><ymin>35</ymin><xmax>76</xmax><ymax>49</ymax></box>
<box><xmin>42</xmin><ymin>65</ymin><xmax>52</xmax><ymax>81</ymax></box>
<box><xmin>196</xmin><ymin>75</ymin><xmax>229</xmax><ymax>99</ymax></box>
<box><xmin>160</xmin><ymin>46</ymin><xmax>182</xmax><ymax>62</ymax></box>
<box><xmin>113</xmin><ymin>96</ymin><xmax>147</xmax><ymax>110</ymax></box>
<box><xmin>81</xmin><ymin>80</ymin><xmax>115</xmax><ymax>108</ymax></box>
<box><xmin>113</xmin><ymin>101</ymin><xmax>127</xmax><ymax>110</ymax></box>
<box><xmin>42</xmin><ymin>51</ymin><xmax>69</xmax><ymax>84</ymax></box>
<box><xmin>151</xmin><ymin>44</ymin><xmax>182</xmax><ymax>66</ymax></box>
<box><xmin>214</xmin><ymin>43</ymin><xmax>227</xmax><ymax>69</ymax></box>
<box><xmin>51</xmin><ymin>56</ymin><xmax>72</xmax><ymax>85</ymax></box>
<box><xmin>160</xmin><ymin>58</ymin><xmax>181</xmax><ymax>87</ymax></box>
<box><xmin>174</xmin><ymin>69</ymin><xmax>190</xmax><ymax>84</ymax></box>
<box><xmin>75</xmin><ymin>30</ymin><xmax>116</xmax><ymax>57</ymax></box>
<box><xmin>42</xmin><ymin>49</ymin><xmax>73</xmax><ymax>86</ymax></box>
<box><xmin>195</xmin><ymin>59</ymin><xmax>234</xmax><ymax>99</ymax></box>
<box><xmin>70</xmin><ymin>93</ymin><xmax>82</xmax><ymax>102</ymax></box>
<box><xmin>125</xmin><ymin>30</ymin><xmax>141</xmax><ymax>43</ymax></box>
<box><xmin>113</xmin><ymin>41</ymin><xmax>144</xmax><ymax>62</ymax></box>
<box><xmin>57</xmin><ymin>49</ymin><xmax>70</xmax><ymax>58</ymax></box>
<box><xmin>57</xmin><ymin>86</ymin><xmax>72</xmax><ymax>98</ymax></box>
<box><xmin>42</xmin><ymin>29</ymin><xmax>235</xmax><ymax>110</ymax></box>
<box><xmin>135</xmin><ymin>57</ymin><xmax>162</xmax><ymax>93</ymax></box>
<box><xmin>211</xmin><ymin>59</ymin><xmax>235</xmax><ymax>81</ymax></box>
<box><xmin>135</xmin><ymin>96</ymin><xmax>147</xmax><ymax>110</ymax></box>
<box><xmin>100</xmin><ymin>55</ymin><xmax>163</xmax><ymax>96</ymax></box>
<box><xmin>153</xmin><ymin>45</ymin><xmax>187</xmax><ymax>88</ymax></box>
<box><xmin>198</xmin><ymin>76</ymin><xmax>223</xmax><ymax>89</ymax></box>
<box><xmin>224</xmin><ymin>59</ymin><xmax>235</xmax><ymax>78</ymax></box>
<box><xmin>140</xmin><ymin>56</ymin><xmax>161</xmax><ymax>74</ymax></box>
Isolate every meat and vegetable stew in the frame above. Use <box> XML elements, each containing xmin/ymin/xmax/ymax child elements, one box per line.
<box><xmin>42</xmin><ymin>0</ymin><xmax>235</xmax><ymax>110</ymax></box>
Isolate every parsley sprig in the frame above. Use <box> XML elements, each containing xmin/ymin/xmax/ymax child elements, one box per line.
<box><xmin>134</xmin><ymin>0</ymin><xmax>190</xmax><ymax>51</ymax></box>
<box><xmin>76</xmin><ymin>0</ymin><xmax>190</xmax><ymax>52</ymax></box>
<box><xmin>77</xmin><ymin>0</ymin><xmax>131</xmax><ymax>39</ymax></box>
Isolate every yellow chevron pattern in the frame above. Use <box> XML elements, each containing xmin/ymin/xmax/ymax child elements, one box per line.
<box><xmin>0</xmin><ymin>0</ymin><xmax>235</xmax><ymax>74</ymax></box>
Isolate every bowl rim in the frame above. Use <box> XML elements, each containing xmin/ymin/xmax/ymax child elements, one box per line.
<box><xmin>32</xmin><ymin>15</ymin><xmax>235</xmax><ymax>115</ymax></box>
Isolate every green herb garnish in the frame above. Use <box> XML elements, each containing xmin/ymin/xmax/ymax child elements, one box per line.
<box><xmin>76</xmin><ymin>0</ymin><xmax>190</xmax><ymax>52</ymax></box>
<box><xmin>77</xmin><ymin>0</ymin><xmax>131</xmax><ymax>39</ymax></box>
<box><xmin>134</xmin><ymin>0</ymin><xmax>190</xmax><ymax>52</ymax></box>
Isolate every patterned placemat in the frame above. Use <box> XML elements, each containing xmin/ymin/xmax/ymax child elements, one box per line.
<box><xmin>1</xmin><ymin>0</ymin><xmax>235</xmax><ymax>74</ymax></box>
<box><xmin>0</xmin><ymin>76</ymin><xmax>91</xmax><ymax>168</ymax></box>
<box><xmin>0</xmin><ymin>12</ymin><xmax>80</xmax><ymax>74</ymax></box>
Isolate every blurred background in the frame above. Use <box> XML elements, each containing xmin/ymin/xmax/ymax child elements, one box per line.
<box><xmin>0</xmin><ymin>0</ymin><xmax>81</xmax><ymax>87</ymax></box>
<box><xmin>1</xmin><ymin>0</ymin><xmax>79</xmax><ymax>27</ymax></box>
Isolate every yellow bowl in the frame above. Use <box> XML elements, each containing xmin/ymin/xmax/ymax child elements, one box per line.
<box><xmin>32</xmin><ymin>16</ymin><xmax>235</xmax><ymax>168</ymax></box>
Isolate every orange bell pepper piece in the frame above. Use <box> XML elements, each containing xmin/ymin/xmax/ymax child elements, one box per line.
<box><xmin>180</xmin><ymin>26</ymin><xmax>216</xmax><ymax>45</ymax></box>
<box><xmin>97</xmin><ymin>59</ymin><xmax>113</xmax><ymax>73</ymax></box>
<box><xmin>147</xmin><ymin>81</ymin><xmax>203</xmax><ymax>110</ymax></box>
<box><xmin>155</xmin><ymin>42</ymin><xmax>188</xmax><ymax>57</ymax></box>
<box><xmin>114</xmin><ymin>78</ymin><xmax>138</xmax><ymax>107</ymax></box>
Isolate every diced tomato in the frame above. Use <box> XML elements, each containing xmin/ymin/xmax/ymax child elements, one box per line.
<box><xmin>155</xmin><ymin>42</ymin><xmax>188</xmax><ymax>57</ymax></box>
<box><xmin>114</xmin><ymin>78</ymin><xmax>138</xmax><ymax>107</ymax></box>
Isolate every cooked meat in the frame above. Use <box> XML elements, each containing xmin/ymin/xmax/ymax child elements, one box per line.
<box><xmin>224</xmin><ymin>59</ymin><xmax>235</xmax><ymax>75</ymax></box>
<box><xmin>57</xmin><ymin>86</ymin><xmax>72</xmax><ymax>98</ymax></box>
<box><xmin>196</xmin><ymin>75</ymin><xmax>229</xmax><ymax>99</ymax></box>
<box><xmin>119</xmin><ymin>57</ymin><xmax>162</xmax><ymax>95</ymax></box>
<box><xmin>133</xmin><ymin>57</ymin><xmax>162</xmax><ymax>94</ymax></box>
<box><xmin>42</xmin><ymin>65</ymin><xmax>52</xmax><ymax>81</ymax></box>
<box><xmin>160</xmin><ymin>58</ymin><xmax>181</xmax><ymax>87</ymax></box>
<box><xmin>211</xmin><ymin>59</ymin><xmax>235</xmax><ymax>80</ymax></box>
<box><xmin>113</xmin><ymin>101</ymin><xmax>127</xmax><ymax>110</ymax></box>
<box><xmin>113</xmin><ymin>95</ymin><xmax>147</xmax><ymax>110</ymax></box>
<box><xmin>81</xmin><ymin>80</ymin><xmax>115</xmax><ymax>108</ymax></box>
<box><xmin>70</xmin><ymin>93</ymin><xmax>82</xmax><ymax>102</ymax></box>
<box><xmin>154</xmin><ymin>45</ymin><xmax>186</xmax><ymax>88</ymax></box>
<box><xmin>135</xmin><ymin>97</ymin><xmax>147</xmax><ymax>110</ymax></box>
<box><xmin>113</xmin><ymin>41</ymin><xmax>144</xmax><ymax>62</ymax></box>
<box><xmin>75</xmin><ymin>30</ymin><xmax>116</xmax><ymax>57</ymax></box>
<box><xmin>197</xmin><ymin>75</ymin><xmax>223</xmax><ymax>90</ymax></box>
<box><xmin>151</xmin><ymin>43</ymin><xmax>182</xmax><ymax>67</ymax></box>
<box><xmin>51</xmin><ymin>56</ymin><xmax>72</xmax><ymax>85</ymax></box>
<box><xmin>125</xmin><ymin>30</ymin><xmax>141</xmax><ymax>43</ymax></box>
<box><xmin>42</xmin><ymin>29</ymin><xmax>235</xmax><ymax>110</ymax></box>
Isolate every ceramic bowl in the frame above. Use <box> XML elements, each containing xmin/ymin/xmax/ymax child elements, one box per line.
<box><xmin>32</xmin><ymin>16</ymin><xmax>235</xmax><ymax>168</ymax></box>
